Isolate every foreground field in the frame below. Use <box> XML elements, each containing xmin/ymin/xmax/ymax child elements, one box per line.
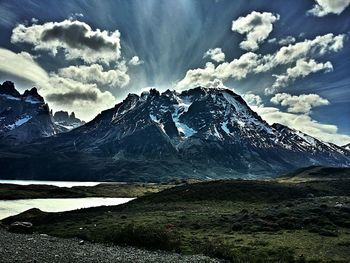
<box><xmin>2</xmin><ymin>169</ymin><xmax>350</xmax><ymax>263</ymax></box>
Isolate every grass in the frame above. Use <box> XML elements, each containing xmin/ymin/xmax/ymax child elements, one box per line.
<box><xmin>0</xmin><ymin>182</ymin><xmax>171</xmax><ymax>200</ymax></box>
<box><xmin>2</xmin><ymin>178</ymin><xmax>350</xmax><ymax>262</ymax></box>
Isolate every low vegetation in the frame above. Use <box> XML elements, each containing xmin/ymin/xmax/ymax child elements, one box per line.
<box><xmin>2</xmin><ymin>168</ymin><xmax>350</xmax><ymax>262</ymax></box>
<box><xmin>0</xmin><ymin>183</ymin><xmax>171</xmax><ymax>200</ymax></box>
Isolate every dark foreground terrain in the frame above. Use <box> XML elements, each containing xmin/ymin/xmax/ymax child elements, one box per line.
<box><xmin>0</xmin><ymin>227</ymin><xmax>217</xmax><ymax>263</ymax></box>
<box><xmin>1</xmin><ymin>167</ymin><xmax>350</xmax><ymax>262</ymax></box>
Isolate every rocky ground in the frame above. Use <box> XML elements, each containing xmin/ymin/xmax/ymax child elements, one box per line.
<box><xmin>0</xmin><ymin>228</ymin><xmax>218</xmax><ymax>263</ymax></box>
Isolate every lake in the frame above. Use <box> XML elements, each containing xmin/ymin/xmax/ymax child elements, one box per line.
<box><xmin>0</xmin><ymin>197</ymin><xmax>134</xmax><ymax>220</ymax></box>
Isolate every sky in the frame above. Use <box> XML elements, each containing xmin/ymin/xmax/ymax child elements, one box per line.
<box><xmin>0</xmin><ymin>0</ymin><xmax>349</xmax><ymax>145</ymax></box>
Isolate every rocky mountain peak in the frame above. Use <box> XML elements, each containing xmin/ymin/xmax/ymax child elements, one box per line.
<box><xmin>22</xmin><ymin>87</ymin><xmax>44</xmax><ymax>103</ymax></box>
<box><xmin>0</xmin><ymin>81</ymin><xmax>21</xmax><ymax>97</ymax></box>
<box><xmin>52</xmin><ymin>110</ymin><xmax>84</xmax><ymax>130</ymax></box>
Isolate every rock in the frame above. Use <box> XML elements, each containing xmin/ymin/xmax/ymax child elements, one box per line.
<box><xmin>0</xmin><ymin>81</ymin><xmax>21</xmax><ymax>97</ymax></box>
<box><xmin>79</xmin><ymin>240</ymin><xmax>85</xmax><ymax>245</ymax></box>
<box><xmin>9</xmin><ymin>222</ymin><xmax>33</xmax><ymax>234</ymax></box>
<box><xmin>320</xmin><ymin>204</ymin><xmax>328</xmax><ymax>209</ymax></box>
<box><xmin>307</xmin><ymin>193</ymin><xmax>315</xmax><ymax>198</ymax></box>
<box><xmin>340</xmin><ymin>206</ymin><xmax>350</xmax><ymax>213</ymax></box>
<box><xmin>318</xmin><ymin>229</ymin><xmax>338</xmax><ymax>237</ymax></box>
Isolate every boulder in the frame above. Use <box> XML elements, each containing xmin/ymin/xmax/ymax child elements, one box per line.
<box><xmin>8</xmin><ymin>221</ymin><xmax>33</xmax><ymax>234</ymax></box>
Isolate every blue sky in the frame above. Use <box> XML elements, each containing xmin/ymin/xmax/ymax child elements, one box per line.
<box><xmin>0</xmin><ymin>0</ymin><xmax>349</xmax><ymax>145</ymax></box>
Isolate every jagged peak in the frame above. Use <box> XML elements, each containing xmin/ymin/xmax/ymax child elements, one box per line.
<box><xmin>0</xmin><ymin>81</ymin><xmax>21</xmax><ymax>97</ymax></box>
<box><xmin>22</xmin><ymin>87</ymin><xmax>44</xmax><ymax>101</ymax></box>
<box><xmin>125</xmin><ymin>93</ymin><xmax>139</xmax><ymax>101</ymax></box>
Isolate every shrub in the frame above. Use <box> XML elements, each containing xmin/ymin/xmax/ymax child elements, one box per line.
<box><xmin>106</xmin><ymin>224</ymin><xmax>181</xmax><ymax>251</ymax></box>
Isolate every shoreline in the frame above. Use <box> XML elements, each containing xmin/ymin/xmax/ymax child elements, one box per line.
<box><xmin>0</xmin><ymin>182</ymin><xmax>172</xmax><ymax>200</ymax></box>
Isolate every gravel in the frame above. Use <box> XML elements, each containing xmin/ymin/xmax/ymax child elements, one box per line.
<box><xmin>0</xmin><ymin>228</ymin><xmax>219</xmax><ymax>263</ymax></box>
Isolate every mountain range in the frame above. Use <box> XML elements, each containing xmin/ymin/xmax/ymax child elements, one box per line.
<box><xmin>0</xmin><ymin>81</ymin><xmax>349</xmax><ymax>182</ymax></box>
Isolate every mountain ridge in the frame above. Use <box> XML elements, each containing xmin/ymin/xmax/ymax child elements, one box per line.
<box><xmin>0</xmin><ymin>84</ymin><xmax>348</xmax><ymax>182</ymax></box>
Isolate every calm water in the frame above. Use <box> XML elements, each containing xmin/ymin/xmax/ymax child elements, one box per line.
<box><xmin>0</xmin><ymin>197</ymin><xmax>134</xmax><ymax>219</ymax></box>
<box><xmin>0</xmin><ymin>180</ymin><xmax>111</xmax><ymax>188</ymax></box>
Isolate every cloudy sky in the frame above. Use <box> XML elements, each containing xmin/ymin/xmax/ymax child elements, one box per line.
<box><xmin>0</xmin><ymin>0</ymin><xmax>349</xmax><ymax>145</ymax></box>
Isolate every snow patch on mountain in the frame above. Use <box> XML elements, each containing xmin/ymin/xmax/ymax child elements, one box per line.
<box><xmin>0</xmin><ymin>94</ymin><xmax>21</xmax><ymax>101</ymax></box>
<box><xmin>6</xmin><ymin>115</ymin><xmax>32</xmax><ymax>130</ymax></box>
<box><xmin>24</xmin><ymin>96</ymin><xmax>41</xmax><ymax>104</ymax></box>
<box><xmin>172</xmin><ymin>100</ymin><xmax>196</xmax><ymax>138</ymax></box>
<box><xmin>221</xmin><ymin>121</ymin><xmax>231</xmax><ymax>135</ymax></box>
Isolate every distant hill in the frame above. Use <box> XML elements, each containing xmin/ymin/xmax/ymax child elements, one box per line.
<box><xmin>278</xmin><ymin>166</ymin><xmax>350</xmax><ymax>182</ymax></box>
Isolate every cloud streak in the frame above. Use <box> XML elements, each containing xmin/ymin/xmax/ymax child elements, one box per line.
<box><xmin>267</xmin><ymin>59</ymin><xmax>333</xmax><ymax>94</ymax></box>
<box><xmin>270</xmin><ymin>93</ymin><xmax>330</xmax><ymax>114</ymax></box>
<box><xmin>0</xmin><ymin>48</ymin><xmax>50</xmax><ymax>87</ymax></box>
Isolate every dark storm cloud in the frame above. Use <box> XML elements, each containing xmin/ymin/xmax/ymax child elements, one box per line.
<box><xmin>41</xmin><ymin>22</ymin><xmax>115</xmax><ymax>52</ymax></box>
<box><xmin>46</xmin><ymin>90</ymin><xmax>98</xmax><ymax>104</ymax></box>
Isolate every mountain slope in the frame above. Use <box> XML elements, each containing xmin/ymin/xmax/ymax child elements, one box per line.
<box><xmin>343</xmin><ymin>143</ymin><xmax>350</xmax><ymax>151</ymax></box>
<box><xmin>278</xmin><ymin>166</ymin><xmax>350</xmax><ymax>182</ymax></box>
<box><xmin>0</xmin><ymin>81</ymin><xmax>60</xmax><ymax>144</ymax></box>
<box><xmin>0</xmin><ymin>87</ymin><xmax>348</xmax><ymax>181</ymax></box>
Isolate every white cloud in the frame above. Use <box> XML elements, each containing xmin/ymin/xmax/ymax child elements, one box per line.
<box><xmin>128</xmin><ymin>56</ymin><xmax>144</xmax><ymax>66</ymax></box>
<box><xmin>278</xmin><ymin>36</ymin><xmax>296</xmax><ymax>45</ymax></box>
<box><xmin>257</xmin><ymin>33</ymin><xmax>344</xmax><ymax>72</ymax></box>
<box><xmin>270</xmin><ymin>93</ymin><xmax>330</xmax><ymax>114</ymax></box>
<box><xmin>44</xmin><ymin>75</ymin><xmax>116</xmax><ymax>121</ymax></box>
<box><xmin>266</xmin><ymin>58</ymin><xmax>333</xmax><ymax>94</ymax></box>
<box><xmin>242</xmin><ymin>93</ymin><xmax>264</xmax><ymax>107</ymax></box>
<box><xmin>232</xmin><ymin>11</ymin><xmax>280</xmax><ymax>51</ymax></box>
<box><xmin>267</xmin><ymin>38</ymin><xmax>277</xmax><ymax>44</ymax></box>
<box><xmin>203</xmin><ymin>48</ymin><xmax>225</xmax><ymax>62</ymax></box>
<box><xmin>57</xmin><ymin>63</ymin><xmax>130</xmax><ymax>88</ymax></box>
<box><xmin>253</xmin><ymin>105</ymin><xmax>350</xmax><ymax>145</ymax></box>
<box><xmin>308</xmin><ymin>0</ymin><xmax>350</xmax><ymax>17</ymax></box>
<box><xmin>176</xmin><ymin>33</ymin><xmax>344</xmax><ymax>91</ymax></box>
<box><xmin>11</xmin><ymin>19</ymin><xmax>121</xmax><ymax>64</ymax></box>
<box><xmin>175</xmin><ymin>52</ymin><xmax>259</xmax><ymax>89</ymax></box>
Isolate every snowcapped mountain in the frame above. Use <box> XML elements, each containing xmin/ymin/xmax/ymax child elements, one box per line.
<box><xmin>0</xmin><ymin>86</ymin><xmax>348</xmax><ymax>182</ymax></box>
<box><xmin>0</xmin><ymin>81</ymin><xmax>84</xmax><ymax>144</ymax></box>
<box><xmin>0</xmin><ymin>81</ymin><xmax>60</xmax><ymax>144</ymax></box>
